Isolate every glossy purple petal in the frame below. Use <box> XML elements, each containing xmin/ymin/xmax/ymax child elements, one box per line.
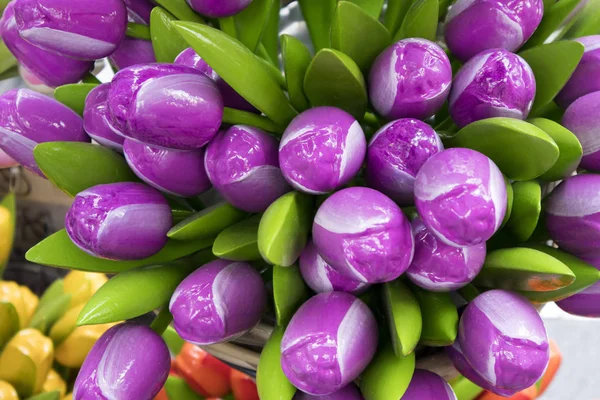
<box><xmin>204</xmin><ymin>125</ymin><xmax>291</xmax><ymax>212</ymax></box>
<box><xmin>109</xmin><ymin>38</ymin><xmax>156</xmax><ymax>71</ymax></box>
<box><xmin>279</xmin><ymin>107</ymin><xmax>366</xmax><ymax>194</ymax></box>
<box><xmin>365</xmin><ymin>119</ymin><xmax>443</xmax><ymax>206</ymax></box>
<box><xmin>281</xmin><ymin>292</ymin><xmax>377</xmax><ymax>396</ymax></box>
<box><xmin>0</xmin><ymin>88</ymin><xmax>88</xmax><ymax>176</ymax></box>
<box><xmin>65</xmin><ymin>182</ymin><xmax>172</xmax><ymax>260</ymax></box>
<box><xmin>13</xmin><ymin>0</ymin><xmax>128</xmax><ymax>60</ymax></box>
<box><xmin>124</xmin><ymin>0</ymin><xmax>153</xmax><ymax>24</ymax></box>
<box><xmin>414</xmin><ymin>148</ymin><xmax>507</xmax><ymax>247</ymax></box>
<box><xmin>74</xmin><ymin>324</ymin><xmax>170</xmax><ymax>400</ymax></box>
<box><xmin>186</xmin><ymin>0</ymin><xmax>253</xmax><ymax>17</ymax></box>
<box><xmin>406</xmin><ymin>216</ymin><xmax>486</xmax><ymax>291</ymax></box>
<box><xmin>293</xmin><ymin>383</ymin><xmax>364</xmax><ymax>400</ymax></box>
<box><xmin>562</xmin><ymin>91</ymin><xmax>600</xmax><ymax>171</ymax></box>
<box><xmin>124</xmin><ymin>139</ymin><xmax>211</xmax><ymax>198</ymax></box>
<box><xmin>556</xmin><ymin>36</ymin><xmax>600</xmax><ymax>108</ymax></box>
<box><xmin>449</xmin><ymin>49</ymin><xmax>536</xmax><ymax>127</ymax></box>
<box><xmin>369</xmin><ymin>39</ymin><xmax>452</xmax><ymax>120</ymax></box>
<box><xmin>170</xmin><ymin>259</ymin><xmax>266</xmax><ymax>345</ymax></box>
<box><xmin>401</xmin><ymin>370</ymin><xmax>457</xmax><ymax>399</ymax></box>
<box><xmin>556</xmin><ymin>281</ymin><xmax>600</xmax><ymax>317</ymax></box>
<box><xmin>312</xmin><ymin>187</ymin><xmax>414</xmax><ymax>284</ymax></box>
<box><xmin>83</xmin><ymin>83</ymin><xmax>125</xmax><ymax>152</ymax></box>
<box><xmin>444</xmin><ymin>0</ymin><xmax>543</xmax><ymax>62</ymax></box>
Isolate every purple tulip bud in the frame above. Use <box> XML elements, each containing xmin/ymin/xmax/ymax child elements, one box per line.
<box><xmin>73</xmin><ymin>323</ymin><xmax>170</xmax><ymax>400</ymax></box>
<box><xmin>299</xmin><ymin>240</ymin><xmax>370</xmax><ymax>295</ymax></box>
<box><xmin>175</xmin><ymin>48</ymin><xmax>257</xmax><ymax>113</ymax></box>
<box><xmin>402</xmin><ymin>370</ymin><xmax>457</xmax><ymax>399</ymax></box>
<box><xmin>562</xmin><ymin>91</ymin><xmax>600</xmax><ymax>171</ymax></box>
<box><xmin>294</xmin><ymin>383</ymin><xmax>364</xmax><ymax>400</ymax></box>
<box><xmin>415</xmin><ymin>148</ymin><xmax>506</xmax><ymax>247</ymax></box>
<box><xmin>170</xmin><ymin>259</ymin><xmax>267</xmax><ymax>345</ymax></box>
<box><xmin>13</xmin><ymin>0</ymin><xmax>128</xmax><ymax>61</ymax></box>
<box><xmin>0</xmin><ymin>2</ymin><xmax>92</xmax><ymax>87</ymax></box>
<box><xmin>406</xmin><ymin>216</ymin><xmax>486</xmax><ymax>291</ymax></box>
<box><xmin>449</xmin><ymin>49</ymin><xmax>536</xmax><ymax>127</ymax></box>
<box><xmin>556</xmin><ymin>281</ymin><xmax>600</xmax><ymax>317</ymax></box>
<box><xmin>0</xmin><ymin>88</ymin><xmax>89</xmax><ymax>176</ymax></box>
<box><xmin>123</xmin><ymin>0</ymin><xmax>153</xmax><ymax>24</ymax></box>
<box><xmin>458</xmin><ymin>290</ymin><xmax>549</xmax><ymax>395</ymax></box>
<box><xmin>65</xmin><ymin>182</ymin><xmax>172</xmax><ymax>260</ymax></box>
<box><xmin>109</xmin><ymin>38</ymin><xmax>156</xmax><ymax>71</ymax></box>
<box><xmin>545</xmin><ymin>174</ymin><xmax>600</xmax><ymax>260</ymax></box>
<box><xmin>369</xmin><ymin>39</ymin><xmax>452</xmax><ymax>121</ymax></box>
<box><xmin>313</xmin><ymin>187</ymin><xmax>414</xmax><ymax>283</ymax></box>
<box><xmin>279</xmin><ymin>107</ymin><xmax>366</xmax><ymax>194</ymax></box>
<box><xmin>557</xmin><ymin>36</ymin><xmax>600</xmax><ymax>108</ymax></box>
<box><xmin>83</xmin><ymin>84</ymin><xmax>125</xmax><ymax>152</ymax></box>
<box><xmin>124</xmin><ymin>139</ymin><xmax>211</xmax><ymax>198</ymax></box>
<box><xmin>365</xmin><ymin>119</ymin><xmax>444</xmax><ymax>206</ymax></box>
<box><xmin>444</xmin><ymin>0</ymin><xmax>543</xmax><ymax>62</ymax></box>
<box><xmin>281</xmin><ymin>292</ymin><xmax>377</xmax><ymax>396</ymax></box>
<box><xmin>186</xmin><ymin>0</ymin><xmax>253</xmax><ymax>18</ymax></box>
<box><xmin>204</xmin><ymin>125</ymin><xmax>291</xmax><ymax>212</ymax></box>
<box><xmin>107</xmin><ymin>64</ymin><xmax>223</xmax><ymax>150</ymax></box>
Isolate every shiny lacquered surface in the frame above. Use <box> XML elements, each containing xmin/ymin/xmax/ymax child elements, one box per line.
<box><xmin>562</xmin><ymin>91</ymin><xmax>600</xmax><ymax>172</ymax></box>
<box><xmin>556</xmin><ymin>36</ymin><xmax>600</xmax><ymax>108</ymax></box>
<box><xmin>186</xmin><ymin>0</ymin><xmax>253</xmax><ymax>18</ymax></box>
<box><xmin>402</xmin><ymin>370</ymin><xmax>457</xmax><ymax>399</ymax></box>
<box><xmin>83</xmin><ymin>84</ymin><xmax>125</xmax><ymax>152</ymax></box>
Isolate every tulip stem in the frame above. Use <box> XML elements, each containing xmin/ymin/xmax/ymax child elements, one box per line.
<box><xmin>222</xmin><ymin>107</ymin><xmax>286</xmax><ymax>135</ymax></box>
<box><xmin>150</xmin><ymin>307</ymin><xmax>173</xmax><ymax>335</ymax></box>
<box><xmin>126</xmin><ymin>23</ymin><xmax>151</xmax><ymax>40</ymax></box>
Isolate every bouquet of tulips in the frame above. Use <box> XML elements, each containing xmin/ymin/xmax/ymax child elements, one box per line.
<box><xmin>0</xmin><ymin>0</ymin><xmax>600</xmax><ymax>398</ymax></box>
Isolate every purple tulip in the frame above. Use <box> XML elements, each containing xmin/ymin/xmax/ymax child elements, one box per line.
<box><xmin>281</xmin><ymin>292</ymin><xmax>377</xmax><ymax>396</ymax></box>
<box><xmin>279</xmin><ymin>107</ymin><xmax>366</xmax><ymax>194</ymax></box>
<box><xmin>369</xmin><ymin>39</ymin><xmax>452</xmax><ymax>121</ymax></box>
<box><xmin>406</xmin><ymin>216</ymin><xmax>486</xmax><ymax>291</ymax></box>
<box><xmin>562</xmin><ymin>91</ymin><xmax>600</xmax><ymax>171</ymax></box>
<box><xmin>170</xmin><ymin>259</ymin><xmax>266</xmax><ymax>345</ymax></box>
<box><xmin>186</xmin><ymin>0</ymin><xmax>253</xmax><ymax>18</ymax></box>
<box><xmin>123</xmin><ymin>0</ymin><xmax>153</xmax><ymax>23</ymax></box>
<box><xmin>175</xmin><ymin>47</ymin><xmax>257</xmax><ymax>112</ymax></box>
<box><xmin>293</xmin><ymin>383</ymin><xmax>364</xmax><ymax>400</ymax></box>
<box><xmin>402</xmin><ymin>370</ymin><xmax>457</xmax><ymax>400</ymax></box>
<box><xmin>13</xmin><ymin>0</ymin><xmax>128</xmax><ymax>61</ymax></box>
<box><xmin>313</xmin><ymin>187</ymin><xmax>414</xmax><ymax>284</ymax></box>
<box><xmin>0</xmin><ymin>2</ymin><xmax>92</xmax><ymax>87</ymax></box>
<box><xmin>444</xmin><ymin>0</ymin><xmax>543</xmax><ymax>62</ymax></box>
<box><xmin>557</xmin><ymin>36</ymin><xmax>600</xmax><ymax>108</ymax></box>
<box><xmin>449</xmin><ymin>49</ymin><xmax>536</xmax><ymax>127</ymax></box>
<box><xmin>365</xmin><ymin>118</ymin><xmax>444</xmax><ymax>206</ymax></box>
<box><xmin>556</xmin><ymin>281</ymin><xmax>600</xmax><ymax>317</ymax></box>
<box><xmin>457</xmin><ymin>290</ymin><xmax>549</xmax><ymax>395</ymax></box>
<box><xmin>107</xmin><ymin>64</ymin><xmax>223</xmax><ymax>150</ymax></box>
<box><xmin>204</xmin><ymin>125</ymin><xmax>291</xmax><ymax>212</ymax></box>
<box><xmin>65</xmin><ymin>182</ymin><xmax>172</xmax><ymax>260</ymax></box>
<box><xmin>109</xmin><ymin>38</ymin><xmax>156</xmax><ymax>71</ymax></box>
<box><xmin>545</xmin><ymin>174</ymin><xmax>600</xmax><ymax>261</ymax></box>
<box><xmin>299</xmin><ymin>240</ymin><xmax>370</xmax><ymax>295</ymax></box>
<box><xmin>414</xmin><ymin>148</ymin><xmax>507</xmax><ymax>247</ymax></box>
<box><xmin>83</xmin><ymin>84</ymin><xmax>126</xmax><ymax>152</ymax></box>
<box><xmin>0</xmin><ymin>88</ymin><xmax>89</xmax><ymax>176</ymax></box>
<box><xmin>73</xmin><ymin>323</ymin><xmax>170</xmax><ymax>400</ymax></box>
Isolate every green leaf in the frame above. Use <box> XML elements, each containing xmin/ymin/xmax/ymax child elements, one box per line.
<box><xmin>382</xmin><ymin>279</ymin><xmax>422</xmax><ymax>357</ymax></box>
<box><xmin>384</xmin><ymin>0</ymin><xmax>413</xmax><ymax>37</ymax></box>
<box><xmin>506</xmin><ymin>180</ymin><xmax>542</xmax><ymax>242</ymax></box>
<box><xmin>126</xmin><ymin>22</ymin><xmax>151</xmax><ymax>40</ymax></box>
<box><xmin>168</xmin><ymin>202</ymin><xmax>248</xmax><ymax>241</ymax></box>
<box><xmin>212</xmin><ymin>215</ymin><xmax>262</xmax><ymax>261</ymax></box>
<box><xmin>258</xmin><ymin>192</ymin><xmax>314</xmax><ymax>267</ymax></box>
<box><xmin>411</xmin><ymin>286</ymin><xmax>458</xmax><ymax>347</ymax></box>
<box><xmin>273</xmin><ymin>265</ymin><xmax>309</xmax><ymax>326</ymax></box>
<box><xmin>520</xmin><ymin>41</ymin><xmax>585</xmax><ymax>116</ymax></box>
<box><xmin>162</xmin><ymin>326</ymin><xmax>185</xmax><ymax>355</ymax></box>
<box><xmin>523</xmin><ymin>0</ymin><xmax>582</xmax><ymax>49</ymax></box>
<box><xmin>261</xmin><ymin>3</ymin><xmax>280</xmax><ymax>63</ymax></box>
<box><xmin>565</xmin><ymin>0</ymin><xmax>600</xmax><ymax>38</ymax></box>
<box><xmin>331</xmin><ymin>1</ymin><xmax>391</xmax><ymax>74</ymax></box>
<box><xmin>0</xmin><ymin>302</ymin><xmax>19</xmax><ymax>349</ymax></box>
<box><xmin>0</xmin><ymin>40</ymin><xmax>17</xmax><ymax>76</ymax></box>
<box><xmin>34</xmin><ymin>142</ymin><xmax>139</xmax><ymax>197</ymax></box>
<box><xmin>173</xmin><ymin>21</ymin><xmax>297</xmax><ymax>126</ymax></box>
<box><xmin>298</xmin><ymin>0</ymin><xmax>337</xmax><ymax>51</ymax></box>
<box><xmin>234</xmin><ymin>0</ymin><xmax>275</xmax><ymax>52</ymax></box>
<box><xmin>77</xmin><ymin>261</ymin><xmax>196</xmax><ymax>325</ymax></box>
<box><xmin>281</xmin><ymin>35</ymin><xmax>312</xmax><ymax>112</ymax></box>
<box><xmin>36</xmin><ymin>280</ymin><xmax>65</xmax><ymax>312</ymax></box>
<box><xmin>154</xmin><ymin>0</ymin><xmax>205</xmax><ymax>23</ymax></box>
<box><xmin>359</xmin><ymin>345</ymin><xmax>415</xmax><ymax>400</ymax></box>
<box><xmin>25</xmin><ymin>391</ymin><xmax>61</xmax><ymax>400</ymax></box>
<box><xmin>394</xmin><ymin>0</ymin><xmax>439</xmax><ymax>41</ymax></box>
<box><xmin>150</xmin><ymin>7</ymin><xmax>189</xmax><ymax>63</ymax></box>
<box><xmin>53</xmin><ymin>84</ymin><xmax>99</xmax><ymax>116</ymax></box>
<box><xmin>473</xmin><ymin>247</ymin><xmax>576</xmax><ymax>292</ymax></box>
<box><xmin>165</xmin><ymin>376</ymin><xmax>204</xmax><ymax>400</ymax></box>
<box><xmin>0</xmin><ymin>192</ymin><xmax>16</xmax><ymax>278</ymax></box>
<box><xmin>25</xmin><ymin>229</ymin><xmax>214</xmax><ymax>273</ymax></box>
<box><xmin>449</xmin><ymin>376</ymin><xmax>484</xmax><ymax>400</ymax></box>
<box><xmin>257</xmin><ymin>326</ymin><xmax>296</xmax><ymax>400</ymax></box>
<box><xmin>520</xmin><ymin>245</ymin><xmax>600</xmax><ymax>303</ymax></box>
<box><xmin>500</xmin><ymin>176</ymin><xmax>514</xmax><ymax>229</ymax></box>
<box><xmin>347</xmin><ymin>0</ymin><xmax>385</xmax><ymax>18</ymax></box>
<box><xmin>529</xmin><ymin>118</ymin><xmax>583</xmax><ymax>181</ymax></box>
<box><xmin>222</xmin><ymin>107</ymin><xmax>285</xmax><ymax>135</ymax></box>
<box><xmin>304</xmin><ymin>48</ymin><xmax>368</xmax><ymax>119</ymax></box>
<box><xmin>0</xmin><ymin>65</ymin><xmax>18</xmax><ymax>81</ymax></box>
<box><xmin>28</xmin><ymin>293</ymin><xmax>72</xmax><ymax>334</ymax></box>
<box><xmin>447</xmin><ymin>118</ymin><xmax>559</xmax><ymax>181</ymax></box>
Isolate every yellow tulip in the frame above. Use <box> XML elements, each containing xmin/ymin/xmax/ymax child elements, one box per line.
<box><xmin>62</xmin><ymin>392</ymin><xmax>73</xmax><ymax>400</ymax></box>
<box><xmin>49</xmin><ymin>304</ymin><xmax>83</xmax><ymax>346</ymax></box>
<box><xmin>0</xmin><ymin>281</ymin><xmax>39</xmax><ymax>328</ymax></box>
<box><xmin>0</xmin><ymin>329</ymin><xmax>54</xmax><ymax>397</ymax></box>
<box><xmin>55</xmin><ymin>322</ymin><xmax>117</xmax><ymax>368</ymax></box>
<box><xmin>0</xmin><ymin>205</ymin><xmax>14</xmax><ymax>267</ymax></box>
<box><xmin>19</xmin><ymin>286</ymin><xmax>39</xmax><ymax>327</ymax></box>
<box><xmin>0</xmin><ymin>380</ymin><xmax>18</xmax><ymax>400</ymax></box>
<box><xmin>63</xmin><ymin>271</ymin><xmax>108</xmax><ymax>309</ymax></box>
<box><xmin>42</xmin><ymin>369</ymin><xmax>66</xmax><ymax>398</ymax></box>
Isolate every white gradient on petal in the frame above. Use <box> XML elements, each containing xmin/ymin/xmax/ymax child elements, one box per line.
<box><xmin>377</xmin><ymin>48</ymin><xmax>399</xmax><ymax>116</ymax></box>
<box><xmin>97</xmin><ymin>327</ymin><xmax>131</xmax><ymax>399</ymax></box>
<box><xmin>426</xmin><ymin>219</ymin><xmax>462</xmax><ymax>248</ymax></box>
<box><xmin>484</xmin><ymin>352</ymin><xmax>498</xmax><ymax>386</ymax></box>
<box><xmin>20</xmin><ymin>27</ymin><xmax>115</xmax><ymax>59</ymax></box>
<box><xmin>488</xmin><ymin>159</ymin><xmax>505</xmax><ymax>229</ymax></box>
<box><xmin>343</xmin><ymin>257</ymin><xmax>368</xmax><ymax>283</ymax></box>
<box><xmin>279</xmin><ymin>124</ymin><xmax>316</xmax><ymax>150</ymax></box>
<box><xmin>446</xmin><ymin>0</ymin><xmax>477</xmax><ymax>22</ymax></box>
<box><xmin>0</xmin><ymin>126</ymin><xmax>37</xmax><ymax>169</ymax></box>
<box><xmin>368</xmin><ymin>121</ymin><xmax>396</xmax><ymax>146</ymax></box>
<box><xmin>135</xmin><ymin>73</ymin><xmax>215</xmax><ymax>112</ymax></box>
<box><xmin>336</xmin><ymin>300</ymin><xmax>364</xmax><ymax>378</ymax></box>
<box><xmin>123</xmin><ymin>151</ymin><xmax>183</xmax><ymax>197</ymax></box>
<box><xmin>415</xmin><ymin>176</ymin><xmax>457</xmax><ymax>202</ymax></box>
<box><xmin>495</xmin><ymin>11</ymin><xmax>524</xmax><ymax>49</ymax></box>
<box><xmin>546</xmin><ymin>184</ymin><xmax>600</xmax><ymax>217</ymax></box>
<box><xmin>339</xmin><ymin>121</ymin><xmax>364</xmax><ymax>180</ymax></box>
<box><xmin>288</xmin><ymin>178</ymin><xmax>328</xmax><ymax>195</ymax></box>
<box><xmin>97</xmin><ymin>203</ymin><xmax>168</xmax><ymax>243</ymax></box>
<box><xmin>577</xmin><ymin>126</ymin><xmax>600</xmax><ymax>156</ymax></box>
<box><xmin>488</xmin><ymin>106</ymin><xmax>525</xmax><ymax>120</ymax></box>
<box><xmin>90</xmin><ymin>134</ymin><xmax>124</xmax><ymax>152</ymax></box>
<box><xmin>445</xmin><ymin>380</ymin><xmax>458</xmax><ymax>400</ymax></box>
<box><xmin>314</xmin><ymin>205</ymin><xmax>390</xmax><ymax>234</ymax></box>
<box><xmin>583</xmin><ymin>41</ymin><xmax>600</xmax><ymax>52</ymax></box>
<box><xmin>212</xmin><ymin>262</ymin><xmax>240</xmax><ymax>331</ymax></box>
<box><xmin>228</xmin><ymin>165</ymin><xmax>280</xmax><ymax>184</ymax></box>
<box><xmin>449</xmin><ymin>53</ymin><xmax>491</xmax><ymax>106</ymax></box>
<box><xmin>312</xmin><ymin>255</ymin><xmax>335</xmax><ymax>292</ymax></box>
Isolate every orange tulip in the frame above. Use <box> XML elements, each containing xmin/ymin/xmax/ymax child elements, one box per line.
<box><xmin>539</xmin><ymin>339</ymin><xmax>562</xmax><ymax>395</ymax></box>
<box><xmin>477</xmin><ymin>385</ymin><xmax>537</xmax><ymax>400</ymax></box>
<box><xmin>230</xmin><ymin>369</ymin><xmax>259</xmax><ymax>400</ymax></box>
<box><xmin>175</xmin><ymin>342</ymin><xmax>231</xmax><ymax>398</ymax></box>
